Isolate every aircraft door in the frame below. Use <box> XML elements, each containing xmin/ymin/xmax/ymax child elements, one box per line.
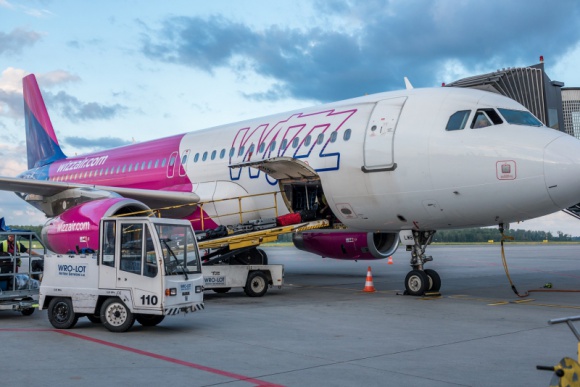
<box><xmin>363</xmin><ymin>97</ymin><xmax>406</xmax><ymax>172</ymax></box>
<box><xmin>116</xmin><ymin>222</ymin><xmax>162</xmax><ymax>311</ymax></box>
<box><xmin>178</xmin><ymin>149</ymin><xmax>190</xmax><ymax>177</ymax></box>
<box><xmin>166</xmin><ymin>151</ymin><xmax>178</xmax><ymax>178</ymax></box>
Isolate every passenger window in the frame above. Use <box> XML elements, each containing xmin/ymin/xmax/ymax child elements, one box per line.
<box><xmin>317</xmin><ymin>133</ymin><xmax>324</xmax><ymax>144</ymax></box>
<box><xmin>292</xmin><ymin>137</ymin><xmax>299</xmax><ymax>148</ymax></box>
<box><xmin>121</xmin><ymin>165</ymin><xmax>126</xmax><ymax>173</ymax></box>
<box><xmin>238</xmin><ymin>146</ymin><xmax>245</xmax><ymax>156</ymax></box>
<box><xmin>304</xmin><ymin>135</ymin><xmax>311</xmax><ymax>147</ymax></box>
<box><xmin>135</xmin><ymin>162</ymin><xmax>139</xmax><ymax>171</ymax></box>
<box><xmin>281</xmin><ymin>139</ymin><xmax>288</xmax><ymax>150</ymax></box>
<box><xmin>155</xmin><ymin>160</ymin><xmax>159</xmax><ymax>168</ymax></box>
<box><xmin>147</xmin><ymin>161</ymin><xmax>152</xmax><ymax>169</ymax></box>
<box><xmin>161</xmin><ymin>158</ymin><xmax>167</xmax><ymax>167</ymax></box>
<box><xmin>249</xmin><ymin>144</ymin><xmax>255</xmax><ymax>154</ymax></box>
<box><xmin>471</xmin><ymin>112</ymin><xmax>492</xmax><ymax>129</ymax></box>
<box><xmin>259</xmin><ymin>142</ymin><xmax>265</xmax><ymax>153</ymax></box>
<box><xmin>220</xmin><ymin>149</ymin><xmax>226</xmax><ymax>159</ymax></box>
<box><xmin>343</xmin><ymin>129</ymin><xmax>351</xmax><ymax>141</ymax></box>
<box><xmin>446</xmin><ymin>110</ymin><xmax>470</xmax><ymax>131</ymax></box>
<box><xmin>194</xmin><ymin>153</ymin><xmax>199</xmax><ymax>162</ymax></box>
<box><xmin>330</xmin><ymin>131</ymin><xmax>337</xmax><ymax>143</ymax></box>
<box><xmin>169</xmin><ymin>156</ymin><xmax>176</xmax><ymax>167</ymax></box>
<box><xmin>128</xmin><ymin>164</ymin><xmax>133</xmax><ymax>172</ymax></box>
<box><xmin>270</xmin><ymin>141</ymin><xmax>276</xmax><ymax>151</ymax></box>
<box><xmin>211</xmin><ymin>150</ymin><xmax>216</xmax><ymax>160</ymax></box>
<box><xmin>229</xmin><ymin>147</ymin><xmax>235</xmax><ymax>157</ymax></box>
<box><xmin>141</xmin><ymin>161</ymin><xmax>146</xmax><ymax>170</ymax></box>
<box><xmin>202</xmin><ymin>152</ymin><xmax>208</xmax><ymax>161</ymax></box>
<box><xmin>181</xmin><ymin>154</ymin><xmax>188</xmax><ymax>165</ymax></box>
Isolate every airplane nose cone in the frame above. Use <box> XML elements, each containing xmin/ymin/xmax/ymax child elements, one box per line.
<box><xmin>544</xmin><ymin>135</ymin><xmax>580</xmax><ymax>209</ymax></box>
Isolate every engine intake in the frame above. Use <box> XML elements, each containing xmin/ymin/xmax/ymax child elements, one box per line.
<box><xmin>41</xmin><ymin>198</ymin><xmax>151</xmax><ymax>253</ymax></box>
<box><xmin>292</xmin><ymin>230</ymin><xmax>399</xmax><ymax>260</ymax></box>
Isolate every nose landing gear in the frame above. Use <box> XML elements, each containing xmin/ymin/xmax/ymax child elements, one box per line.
<box><xmin>402</xmin><ymin>230</ymin><xmax>440</xmax><ymax>296</ymax></box>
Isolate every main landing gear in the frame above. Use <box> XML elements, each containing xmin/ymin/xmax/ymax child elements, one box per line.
<box><xmin>403</xmin><ymin>230</ymin><xmax>441</xmax><ymax>296</ymax></box>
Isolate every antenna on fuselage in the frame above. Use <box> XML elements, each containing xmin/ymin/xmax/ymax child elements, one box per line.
<box><xmin>404</xmin><ymin>77</ymin><xmax>413</xmax><ymax>90</ymax></box>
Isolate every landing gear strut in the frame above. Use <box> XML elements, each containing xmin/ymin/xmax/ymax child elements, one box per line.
<box><xmin>403</xmin><ymin>230</ymin><xmax>440</xmax><ymax>296</ymax></box>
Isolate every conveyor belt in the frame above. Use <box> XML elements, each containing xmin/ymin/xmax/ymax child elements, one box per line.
<box><xmin>198</xmin><ymin>219</ymin><xmax>329</xmax><ymax>250</ymax></box>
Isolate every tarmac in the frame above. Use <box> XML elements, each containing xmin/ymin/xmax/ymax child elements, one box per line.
<box><xmin>2</xmin><ymin>243</ymin><xmax>580</xmax><ymax>386</ymax></box>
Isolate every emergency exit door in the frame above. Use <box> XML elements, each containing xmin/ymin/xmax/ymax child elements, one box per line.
<box><xmin>362</xmin><ymin>97</ymin><xmax>407</xmax><ymax>172</ymax></box>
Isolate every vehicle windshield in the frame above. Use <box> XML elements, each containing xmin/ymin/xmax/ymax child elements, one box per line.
<box><xmin>155</xmin><ymin>224</ymin><xmax>201</xmax><ymax>275</ymax></box>
<box><xmin>497</xmin><ymin>108</ymin><xmax>542</xmax><ymax>127</ymax></box>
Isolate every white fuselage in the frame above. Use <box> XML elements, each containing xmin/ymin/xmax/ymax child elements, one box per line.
<box><xmin>175</xmin><ymin>87</ymin><xmax>580</xmax><ymax>231</ymax></box>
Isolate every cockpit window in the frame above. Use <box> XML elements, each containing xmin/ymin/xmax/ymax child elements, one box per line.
<box><xmin>446</xmin><ymin>110</ymin><xmax>471</xmax><ymax>131</ymax></box>
<box><xmin>471</xmin><ymin>111</ymin><xmax>492</xmax><ymax>129</ymax></box>
<box><xmin>497</xmin><ymin>108</ymin><xmax>542</xmax><ymax>127</ymax></box>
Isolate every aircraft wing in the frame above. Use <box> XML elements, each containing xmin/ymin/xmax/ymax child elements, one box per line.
<box><xmin>0</xmin><ymin>176</ymin><xmax>200</xmax><ymax>211</ymax></box>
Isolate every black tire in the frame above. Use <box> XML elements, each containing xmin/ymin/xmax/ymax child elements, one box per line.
<box><xmin>100</xmin><ymin>297</ymin><xmax>135</xmax><ymax>333</ymax></box>
<box><xmin>212</xmin><ymin>288</ymin><xmax>231</xmax><ymax>294</ymax></box>
<box><xmin>48</xmin><ymin>298</ymin><xmax>78</xmax><ymax>329</ymax></box>
<box><xmin>21</xmin><ymin>297</ymin><xmax>34</xmax><ymax>316</ymax></box>
<box><xmin>244</xmin><ymin>271</ymin><xmax>268</xmax><ymax>297</ymax></box>
<box><xmin>87</xmin><ymin>314</ymin><xmax>102</xmax><ymax>323</ymax></box>
<box><xmin>424</xmin><ymin>269</ymin><xmax>441</xmax><ymax>292</ymax></box>
<box><xmin>136</xmin><ymin>314</ymin><xmax>165</xmax><ymax>327</ymax></box>
<box><xmin>404</xmin><ymin>270</ymin><xmax>429</xmax><ymax>296</ymax></box>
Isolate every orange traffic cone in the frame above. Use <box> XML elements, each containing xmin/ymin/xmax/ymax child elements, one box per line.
<box><xmin>387</xmin><ymin>256</ymin><xmax>393</xmax><ymax>265</ymax></box>
<box><xmin>363</xmin><ymin>266</ymin><xmax>376</xmax><ymax>292</ymax></box>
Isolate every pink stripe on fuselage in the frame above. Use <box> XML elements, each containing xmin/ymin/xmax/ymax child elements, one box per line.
<box><xmin>48</xmin><ymin>134</ymin><xmax>192</xmax><ymax>191</ymax></box>
<box><xmin>23</xmin><ymin>75</ymin><xmax>59</xmax><ymax>145</ymax></box>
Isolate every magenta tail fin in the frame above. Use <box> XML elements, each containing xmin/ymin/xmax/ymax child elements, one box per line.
<box><xmin>23</xmin><ymin>74</ymin><xmax>66</xmax><ymax>169</ymax></box>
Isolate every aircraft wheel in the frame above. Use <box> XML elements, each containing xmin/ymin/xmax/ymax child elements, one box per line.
<box><xmin>101</xmin><ymin>297</ymin><xmax>135</xmax><ymax>333</ymax></box>
<box><xmin>212</xmin><ymin>288</ymin><xmax>231</xmax><ymax>294</ymax></box>
<box><xmin>48</xmin><ymin>297</ymin><xmax>79</xmax><ymax>329</ymax></box>
<box><xmin>244</xmin><ymin>271</ymin><xmax>268</xmax><ymax>297</ymax></box>
<box><xmin>424</xmin><ymin>269</ymin><xmax>441</xmax><ymax>292</ymax></box>
<box><xmin>136</xmin><ymin>314</ymin><xmax>165</xmax><ymax>327</ymax></box>
<box><xmin>405</xmin><ymin>270</ymin><xmax>429</xmax><ymax>296</ymax></box>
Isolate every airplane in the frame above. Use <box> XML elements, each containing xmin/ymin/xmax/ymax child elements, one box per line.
<box><xmin>3</xmin><ymin>73</ymin><xmax>580</xmax><ymax>296</ymax></box>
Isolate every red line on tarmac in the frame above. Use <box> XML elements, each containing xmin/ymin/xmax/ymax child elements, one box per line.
<box><xmin>55</xmin><ymin>330</ymin><xmax>285</xmax><ymax>387</ymax></box>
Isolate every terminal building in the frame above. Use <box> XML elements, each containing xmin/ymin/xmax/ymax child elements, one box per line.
<box><xmin>562</xmin><ymin>87</ymin><xmax>580</xmax><ymax>138</ymax></box>
<box><xmin>445</xmin><ymin>57</ymin><xmax>580</xmax><ymax>218</ymax></box>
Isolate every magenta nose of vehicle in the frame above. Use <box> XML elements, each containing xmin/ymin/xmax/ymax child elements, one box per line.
<box><xmin>544</xmin><ymin>135</ymin><xmax>580</xmax><ymax>209</ymax></box>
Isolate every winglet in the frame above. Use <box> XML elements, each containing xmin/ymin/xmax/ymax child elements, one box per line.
<box><xmin>404</xmin><ymin>77</ymin><xmax>413</xmax><ymax>90</ymax></box>
<box><xmin>23</xmin><ymin>74</ymin><xmax>67</xmax><ymax>169</ymax></box>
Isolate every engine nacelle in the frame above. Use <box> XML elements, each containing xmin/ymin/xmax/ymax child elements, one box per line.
<box><xmin>41</xmin><ymin>198</ymin><xmax>151</xmax><ymax>253</ymax></box>
<box><xmin>292</xmin><ymin>230</ymin><xmax>400</xmax><ymax>260</ymax></box>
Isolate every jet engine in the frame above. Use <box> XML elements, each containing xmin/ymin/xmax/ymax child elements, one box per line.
<box><xmin>41</xmin><ymin>198</ymin><xmax>151</xmax><ymax>253</ymax></box>
<box><xmin>292</xmin><ymin>230</ymin><xmax>399</xmax><ymax>260</ymax></box>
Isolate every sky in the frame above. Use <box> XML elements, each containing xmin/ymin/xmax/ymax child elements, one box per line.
<box><xmin>1</xmin><ymin>0</ymin><xmax>580</xmax><ymax>234</ymax></box>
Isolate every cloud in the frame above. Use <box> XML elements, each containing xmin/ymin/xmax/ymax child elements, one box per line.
<box><xmin>64</xmin><ymin>136</ymin><xmax>132</xmax><ymax>151</ymax></box>
<box><xmin>0</xmin><ymin>67</ymin><xmax>27</xmax><ymax>118</ymax></box>
<box><xmin>37</xmin><ymin>70</ymin><xmax>81</xmax><ymax>87</ymax></box>
<box><xmin>44</xmin><ymin>91</ymin><xmax>128</xmax><ymax>122</ymax></box>
<box><xmin>0</xmin><ymin>28</ymin><xmax>42</xmax><ymax>55</ymax></box>
<box><xmin>140</xmin><ymin>0</ymin><xmax>580</xmax><ymax>102</ymax></box>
